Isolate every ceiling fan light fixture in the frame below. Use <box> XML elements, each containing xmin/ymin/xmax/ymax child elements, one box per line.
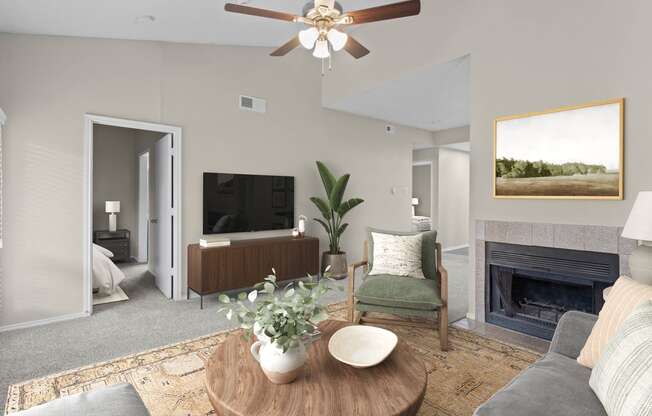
<box><xmin>298</xmin><ymin>27</ymin><xmax>320</xmax><ymax>49</ymax></box>
<box><xmin>313</xmin><ymin>39</ymin><xmax>330</xmax><ymax>58</ymax></box>
<box><xmin>326</xmin><ymin>28</ymin><xmax>348</xmax><ymax>51</ymax></box>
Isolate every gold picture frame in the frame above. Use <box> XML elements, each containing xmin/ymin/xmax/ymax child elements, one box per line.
<box><xmin>493</xmin><ymin>98</ymin><xmax>624</xmax><ymax>200</ymax></box>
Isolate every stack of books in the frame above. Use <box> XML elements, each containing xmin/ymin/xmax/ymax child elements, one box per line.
<box><xmin>199</xmin><ymin>238</ymin><xmax>231</xmax><ymax>248</ymax></box>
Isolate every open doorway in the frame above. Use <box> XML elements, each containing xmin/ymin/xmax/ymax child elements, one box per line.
<box><xmin>137</xmin><ymin>152</ymin><xmax>150</xmax><ymax>263</ymax></box>
<box><xmin>83</xmin><ymin>115</ymin><xmax>183</xmax><ymax>316</ymax></box>
<box><xmin>411</xmin><ymin>161</ymin><xmax>434</xmax><ymax>232</ymax></box>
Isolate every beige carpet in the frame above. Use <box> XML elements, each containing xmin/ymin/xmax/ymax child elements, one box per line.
<box><xmin>5</xmin><ymin>304</ymin><xmax>540</xmax><ymax>416</ymax></box>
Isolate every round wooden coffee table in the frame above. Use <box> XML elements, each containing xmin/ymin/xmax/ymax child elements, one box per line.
<box><xmin>205</xmin><ymin>320</ymin><xmax>427</xmax><ymax>416</ymax></box>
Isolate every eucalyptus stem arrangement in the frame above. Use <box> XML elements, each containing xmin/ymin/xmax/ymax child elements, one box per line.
<box><xmin>218</xmin><ymin>269</ymin><xmax>339</xmax><ymax>352</ymax></box>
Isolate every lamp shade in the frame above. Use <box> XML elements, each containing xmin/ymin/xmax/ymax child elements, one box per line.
<box><xmin>313</xmin><ymin>39</ymin><xmax>330</xmax><ymax>58</ymax></box>
<box><xmin>621</xmin><ymin>192</ymin><xmax>652</xmax><ymax>241</ymax></box>
<box><xmin>411</xmin><ymin>198</ymin><xmax>419</xmax><ymax>206</ymax></box>
<box><xmin>299</xmin><ymin>27</ymin><xmax>319</xmax><ymax>49</ymax></box>
<box><xmin>327</xmin><ymin>28</ymin><xmax>348</xmax><ymax>51</ymax></box>
<box><xmin>105</xmin><ymin>201</ymin><xmax>121</xmax><ymax>214</ymax></box>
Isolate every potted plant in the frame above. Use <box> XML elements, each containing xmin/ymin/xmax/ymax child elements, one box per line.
<box><xmin>218</xmin><ymin>269</ymin><xmax>337</xmax><ymax>384</ymax></box>
<box><xmin>310</xmin><ymin>161</ymin><xmax>364</xmax><ymax>279</ymax></box>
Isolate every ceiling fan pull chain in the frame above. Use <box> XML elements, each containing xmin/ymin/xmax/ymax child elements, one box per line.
<box><xmin>321</xmin><ymin>57</ymin><xmax>325</xmax><ymax>77</ymax></box>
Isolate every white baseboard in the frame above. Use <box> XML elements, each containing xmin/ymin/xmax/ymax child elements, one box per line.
<box><xmin>443</xmin><ymin>244</ymin><xmax>469</xmax><ymax>252</ymax></box>
<box><xmin>0</xmin><ymin>311</ymin><xmax>89</xmax><ymax>333</ymax></box>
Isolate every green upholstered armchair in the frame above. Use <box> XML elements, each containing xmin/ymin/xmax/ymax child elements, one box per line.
<box><xmin>347</xmin><ymin>229</ymin><xmax>448</xmax><ymax>351</ymax></box>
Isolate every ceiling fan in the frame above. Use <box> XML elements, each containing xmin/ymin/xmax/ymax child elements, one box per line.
<box><xmin>224</xmin><ymin>0</ymin><xmax>421</xmax><ymax>60</ymax></box>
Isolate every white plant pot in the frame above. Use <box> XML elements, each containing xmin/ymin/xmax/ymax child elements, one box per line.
<box><xmin>253</xmin><ymin>322</ymin><xmax>271</xmax><ymax>344</ymax></box>
<box><xmin>250</xmin><ymin>341</ymin><xmax>307</xmax><ymax>384</ymax></box>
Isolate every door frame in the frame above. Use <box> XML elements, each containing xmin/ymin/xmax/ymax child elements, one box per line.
<box><xmin>137</xmin><ymin>151</ymin><xmax>150</xmax><ymax>263</ymax></box>
<box><xmin>83</xmin><ymin>114</ymin><xmax>183</xmax><ymax>315</ymax></box>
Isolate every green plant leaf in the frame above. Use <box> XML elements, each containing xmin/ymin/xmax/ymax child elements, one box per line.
<box><xmin>337</xmin><ymin>198</ymin><xmax>364</xmax><ymax>218</ymax></box>
<box><xmin>313</xmin><ymin>218</ymin><xmax>331</xmax><ymax>235</ymax></box>
<box><xmin>310</xmin><ymin>197</ymin><xmax>332</xmax><ymax>220</ymax></box>
<box><xmin>336</xmin><ymin>223</ymin><xmax>348</xmax><ymax>237</ymax></box>
<box><xmin>218</xmin><ymin>294</ymin><xmax>231</xmax><ymax>304</ymax></box>
<box><xmin>329</xmin><ymin>174</ymin><xmax>350</xmax><ymax>211</ymax></box>
<box><xmin>316</xmin><ymin>161</ymin><xmax>336</xmax><ymax>196</ymax></box>
<box><xmin>237</xmin><ymin>292</ymin><xmax>247</xmax><ymax>301</ymax></box>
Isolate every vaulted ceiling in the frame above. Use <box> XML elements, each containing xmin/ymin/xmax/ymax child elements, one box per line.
<box><xmin>328</xmin><ymin>55</ymin><xmax>470</xmax><ymax>132</ymax></box>
<box><xmin>0</xmin><ymin>0</ymin><xmax>390</xmax><ymax>47</ymax></box>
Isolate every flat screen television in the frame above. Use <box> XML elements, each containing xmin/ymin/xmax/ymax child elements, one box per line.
<box><xmin>203</xmin><ymin>172</ymin><xmax>294</xmax><ymax>234</ymax></box>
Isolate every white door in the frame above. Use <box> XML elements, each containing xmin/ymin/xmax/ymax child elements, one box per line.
<box><xmin>137</xmin><ymin>152</ymin><xmax>149</xmax><ymax>263</ymax></box>
<box><xmin>150</xmin><ymin>134</ymin><xmax>173</xmax><ymax>299</ymax></box>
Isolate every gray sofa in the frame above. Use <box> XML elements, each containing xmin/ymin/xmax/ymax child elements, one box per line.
<box><xmin>475</xmin><ymin>311</ymin><xmax>606</xmax><ymax>416</ymax></box>
<box><xmin>14</xmin><ymin>383</ymin><xmax>149</xmax><ymax>416</ymax></box>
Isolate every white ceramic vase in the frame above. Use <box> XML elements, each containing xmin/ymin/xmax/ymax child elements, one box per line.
<box><xmin>250</xmin><ymin>340</ymin><xmax>307</xmax><ymax>384</ymax></box>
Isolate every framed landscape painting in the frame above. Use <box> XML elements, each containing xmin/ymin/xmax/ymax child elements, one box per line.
<box><xmin>493</xmin><ymin>98</ymin><xmax>624</xmax><ymax>199</ymax></box>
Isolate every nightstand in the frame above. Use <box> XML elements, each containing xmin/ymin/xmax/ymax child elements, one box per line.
<box><xmin>94</xmin><ymin>229</ymin><xmax>131</xmax><ymax>262</ymax></box>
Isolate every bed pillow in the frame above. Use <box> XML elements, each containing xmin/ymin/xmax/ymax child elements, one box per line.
<box><xmin>577</xmin><ymin>276</ymin><xmax>652</xmax><ymax>368</ymax></box>
<box><xmin>93</xmin><ymin>243</ymin><xmax>114</xmax><ymax>258</ymax></box>
<box><xmin>589</xmin><ymin>300</ymin><xmax>652</xmax><ymax>416</ymax></box>
<box><xmin>368</xmin><ymin>231</ymin><xmax>425</xmax><ymax>279</ymax></box>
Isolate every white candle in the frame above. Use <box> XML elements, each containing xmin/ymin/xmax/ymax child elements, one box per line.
<box><xmin>298</xmin><ymin>218</ymin><xmax>306</xmax><ymax>234</ymax></box>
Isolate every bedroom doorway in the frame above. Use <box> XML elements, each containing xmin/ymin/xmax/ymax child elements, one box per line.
<box><xmin>411</xmin><ymin>159</ymin><xmax>434</xmax><ymax>233</ymax></box>
<box><xmin>137</xmin><ymin>151</ymin><xmax>150</xmax><ymax>263</ymax></box>
<box><xmin>83</xmin><ymin>115</ymin><xmax>183</xmax><ymax>316</ymax></box>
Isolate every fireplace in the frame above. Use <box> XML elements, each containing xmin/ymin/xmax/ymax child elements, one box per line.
<box><xmin>485</xmin><ymin>242</ymin><xmax>619</xmax><ymax>339</ymax></box>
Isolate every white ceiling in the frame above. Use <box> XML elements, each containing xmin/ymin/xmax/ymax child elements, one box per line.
<box><xmin>328</xmin><ymin>55</ymin><xmax>470</xmax><ymax>132</ymax></box>
<box><xmin>0</xmin><ymin>0</ymin><xmax>391</xmax><ymax>47</ymax></box>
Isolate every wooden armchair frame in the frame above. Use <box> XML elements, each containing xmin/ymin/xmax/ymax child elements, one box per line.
<box><xmin>347</xmin><ymin>240</ymin><xmax>448</xmax><ymax>351</ymax></box>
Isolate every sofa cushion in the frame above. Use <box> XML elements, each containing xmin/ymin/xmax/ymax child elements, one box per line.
<box><xmin>14</xmin><ymin>383</ymin><xmax>150</xmax><ymax>416</ymax></box>
<box><xmin>589</xmin><ymin>300</ymin><xmax>652</xmax><ymax>416</ymax></box>
<box><xmin>356</xmin><ymin>274</ymin><xmax>442</xmax><ymax>311</ymax></box>
<box><xmin>474</xmin><ymin>352</ymin><xmax>606</xmax><ymax>416</ymax></box>
<box><xmin>578</xmin><ymin>276</ymin><xmax>652</xmax><ymax>368</ymax></box>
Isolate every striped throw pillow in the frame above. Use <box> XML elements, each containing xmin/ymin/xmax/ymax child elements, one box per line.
<box><xmin>368</xmin><ymin>232</ymin><xmax>425</xmax><ymax>279</ymax></box>
<box><xmin>577</xmin><ymin>276</ymin><xmax>652</xmax><ymax>368</ymax></box>
<box><xmin>589</xmin><ymin>300</ymin><xmax>652</xmax><ymax>416</ymax></box>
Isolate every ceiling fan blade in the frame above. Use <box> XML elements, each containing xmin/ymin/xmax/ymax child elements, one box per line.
<box><xmin>343</xmin><ymin>36</ymin><xmax>370</xmax><ymax>59</ymax></box>
<box><xmin>343</xmin><ymin>0</ymin><xmax>420</xmax><ymax>24</ymax></box>
<box><xmin>270</xmin><ymin>36</ymin><xmax>301</xmax><ymax>57</ymax></box>
<box><xmin>224</xmin><ymin>3</ymin><xmax>298</xmax><ymax>22</ymax></box>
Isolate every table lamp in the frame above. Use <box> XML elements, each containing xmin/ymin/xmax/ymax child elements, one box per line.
<box><xmin>411</xmin><ymin>197</ymin><xmax>419</xmax><ymax>217</ymax></box>
<box><xmin>621</xmin><ymin>191</ymin><xmax>652</xmax><ymax>284</ymax></box>
<box><xmin>105</xmin><ymin>201</ymin><xmax>120</xmax><ymax>232</ymax></box>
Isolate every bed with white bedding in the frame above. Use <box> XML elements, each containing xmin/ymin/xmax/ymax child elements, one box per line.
<box><xmin>411</xmin><ymin>216</ymin><xmax>432</xmax><ymax>232</ymax></box>
<box><xmin>93</xmin><ymin>243</ymin><xmax>127</xmax><ymax>297</ymax></box>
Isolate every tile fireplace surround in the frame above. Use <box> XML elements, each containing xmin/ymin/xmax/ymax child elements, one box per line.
<box><xmin>474</xmin><ymin>220</ymin><xmax>637</xmax><ymax>323</ymax></box>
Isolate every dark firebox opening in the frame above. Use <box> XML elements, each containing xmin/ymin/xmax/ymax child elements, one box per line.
<box><xmin>486</xmin><ymin>242</ymin><xmax>619</xmax><ymax>340</ymax></box>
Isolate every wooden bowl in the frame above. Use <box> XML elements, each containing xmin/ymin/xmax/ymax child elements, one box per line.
<box><xmin>328</xmin><ymin>325</ymin><xmax>398</xmax><ymax>368</ymax></box>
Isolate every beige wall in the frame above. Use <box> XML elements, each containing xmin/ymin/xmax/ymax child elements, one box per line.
<box><xmin>93</xmin><ymin>125</ymin><xmax>161</xmax><ymax>258</ymax></box>
<box><xmin>323</xmin><ymin>0</ymin><xmax>652</xmax><ymax>317</ymax></box>
<box><xmin>0</xmin><ymin>33</ymin><xmax>433</xmax><ymax>328</ymax></box>
<box><xmin>438</xmin><ymin>148</ymin><xmax>470</xmax><ymax>249</ymax></box>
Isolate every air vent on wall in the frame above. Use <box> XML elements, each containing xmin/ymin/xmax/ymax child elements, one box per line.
<box><xmin>239</xmin><ymin>95</ymin><xmax>266</xmax><ymax>113</ymax></box>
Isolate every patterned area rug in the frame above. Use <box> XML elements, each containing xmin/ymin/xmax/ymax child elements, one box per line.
<box><xmin>5</xmin><ymin>304</ymin><xmax>541</xmax><ymax>416</ymax></box>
